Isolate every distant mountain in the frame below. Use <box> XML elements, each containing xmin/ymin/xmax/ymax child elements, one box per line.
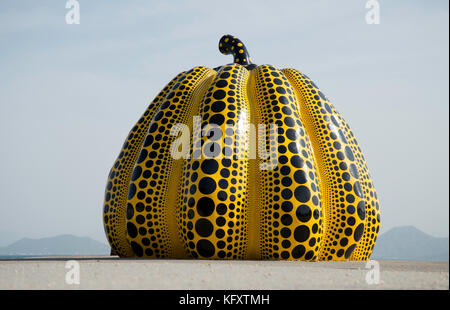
<box><xmin>371</xmin><ymin>226</ymin><xmax>449</xmax><ymax>261</ymax></box>
<box><xmin>0</xmin><ymin>229</ymin><xmax>24</xmax><ymax>247</ymax></box>
<box><xmin>0</xmin><ymin>227</ymin><xmax>447</xmax><ymax>260</ymax></box>
<box><xmin>0</xmin><ymin>234</ymin><xmax>109</xmax><ymax>256</ymax></box>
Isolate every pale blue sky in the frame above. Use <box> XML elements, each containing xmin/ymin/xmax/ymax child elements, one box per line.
<box><xmin>0</xmin><ymin>0</ymin><xmax>448</xmax><ymax>245</ymax></box>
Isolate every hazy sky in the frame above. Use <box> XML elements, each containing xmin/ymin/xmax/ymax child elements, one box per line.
<box><xmin>0</xmin><ymin>0</ymin><xmax>448</xmax><ymax>245</ymax></box>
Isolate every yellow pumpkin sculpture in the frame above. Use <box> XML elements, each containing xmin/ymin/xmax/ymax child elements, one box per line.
<box><xmin>103</xmin><ymin>35</ymin><xmax>381</xmax><ymax>261</ymax></box>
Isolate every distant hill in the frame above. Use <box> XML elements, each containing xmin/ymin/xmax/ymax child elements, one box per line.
<box><xmin>0</xmin><ymin>227</ymin><xmax>447</xmax><ymax>260</ymax></box>
<box><xmin>372</xmin><ymin>226</ymin><xmax>449</xmax><ymax>261</ymax></box>
<box><xmin>0</xmin><ymin>234</ymin><xmax>109</xmax><ymax>256</ymax></box>
<box><xmin>0</xmin><ymin>229</ymin><xmax>24</xmax><ymax>247</ymax></box>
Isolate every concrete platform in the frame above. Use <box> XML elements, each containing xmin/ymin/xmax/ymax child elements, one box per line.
<box><xmin>0</xmin><ymin>256</ymin><xmax>448</xmax><ymax>290</ymax></box>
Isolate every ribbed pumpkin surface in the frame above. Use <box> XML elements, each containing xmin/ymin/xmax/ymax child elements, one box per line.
<box><xmin>103</xmin><ymin>35</ymin><xmax>380</xmax><ymax>261</ymax></box>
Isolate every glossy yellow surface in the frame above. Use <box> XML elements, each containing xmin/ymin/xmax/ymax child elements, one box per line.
<box><xmin>103</xmin><ymin>36</ymin><xmax>380</xmax><ymax>260</ymax></box>
<box><xmin>283</xmin><ymin>69</ymin><xmax>375</xmax><ymax>260</ymax></box>
<box><xmin>103</xmin><ymin>72</ymin><xmax>184</xmax><ymax>257</ymax></box>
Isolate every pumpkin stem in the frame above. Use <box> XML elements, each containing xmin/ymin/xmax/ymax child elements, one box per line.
<box><xmin>219</xmin><ymin>35</ymin><xmax>252</xmax><ymax>66</ymax></box>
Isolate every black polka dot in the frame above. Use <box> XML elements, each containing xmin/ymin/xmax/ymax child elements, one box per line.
<box><xmin>296</xmin><ymin>205</ymin><xmax>312</xmax><ymax>222</ymax></box>
<box><xmin>276</xmin><ymin>86</ymin><xmax>286</xmax><ymax>94</ymax></box>
<box><xmin>127</xmin><ymin>222</ymin><xmax>138</xmax><ymax>238</ymax></box>
<box><xmin>281</xmin><ymin>201</ymin><xmax>293</xmax><ymax>212</ymax></box>
<box><xmin>347</xmin><ymin>217</ymin><xmax>356</xmax><ymax>226</ymax></box>
<box><xmin>213</xmin><ymin>90</ymin><xmax>226</xmax><ymax>100</ymax></box>
<box><xmin>130</xmin><ymin>241</ymin><xmax>143</xmax><ymax>257</ymax></box>
<box><xmin>128</xmin><ymin>183</ymin><xmax>137</xmax><ymax>200</ymax></box>
<box><xmin>131</xmin><ymin>166</ymin><xmax>142</xmax><ymax>181</ymax></box>
<box><xmin>199</xmin><ymin>177</ymin><xmax>216</xmax><ymax>194</ymax></box>
<box><xmin>280</xmin><ymin>166</ymin><xmax>290</xmax><ymax>175</ymax></box>
<box><xmin>345</xmin><ymin>146</ymin><xmax>354</xmax><ymax>161</ymax></box>
<box><xmin>294</xmin><ymin>186</ymin><xmax>311</xmax><ymax>203</ymax></box>
<box><xmin>304</xmin><ymin>251</ymin><xmax>314</xmax><ymax>260</ymax></box>
<box><xmin>291</xmin><ymin>245</ymin><xmax>306</xmax><ymax>259</ymax></box>
<box><xmin>281</xmin><ymin>177</ymin><xmax>292</xmax><ymax>187</ymax></box>
<box><xmin>284</xmin><ymin>117</ymin><xmax>295</xmax><ymax>127</ymax></box>
<box><xmin>145</xmin><ymin>248</ymin><xmax>153</xmax><ymax>256</ymax></box>
<box><xmin>210</xmin><ymin>114</ymin><xmax>225</xmax><ymax>126</ymax></box>
<box><xmin>346</xmin><ymin>194</ymin><xmax>355</xmax><ymax>203</ymax></box>
<box><xmin>197</xmin><ymin>239</ymin><xmax>215</xmax><ymax>257</ymax></box>
<box><xmin>342</xmin><ymin>172</ymin><xmax>351</xmax><ymax>181</ymax></box>
<box><xmin>281</xmin><ymin>227</ymin><xmax>291</xmax><ymax>238</ymax></box>
<box><xmin>195</xmin><ymin>219</ymin><xmax>214</xmax><ymax>237</ymax></box>
<box><xmin>353</xmin><ymin>181</ymin><xmax>363</xmax><ymax>198</ymax></box>
<box><xmin>136</xmin><ymin>215</ymin><xmax>145</xmax><ymax>225</ymax></box>
<box><xmin>294</xmin><ymin>170</ymin><xmax>308</xmax><ymax>184</ymax></box>
<box><xmin>136</xmin><ymin>149</ymin><xmax>148</xmax><ymax>164</ymax></box>
<box><xmin>291</xmin><ymin>155</ymin><xmax>304</xmax><ymax>168</ymax></box>
<box><xmin>294</xmin><ymin>225</ymin><xmax>310</xmax><ymax>243</ymax></box>
<box><xmin>286</xmin><ymin>129</ymin><xmax>297</xmax><ymax>141</ymax></box>
<box><xmin>201</xmin><ymin>159</ymin><xmax>219</xmax><ymax>175</ymax></box>
<box><xmin>220</xmin><ymin>168</ymin><xmax>230</xmax><ymax>178</ymax></box>
<box><xmin>344</xmin><ymin>244</ymin><xmax>357</xmax><ymax>259</ymax></box>
<box><xmin>216</xmin><ymin>217</ymin><xmax>226</xmax><ymax>226</ymax></box>
<box><xmin>216</xmin><ymin>203</ymin><xmax>227</xmax><ymax>215</ymax></box>
<box><xmin>349</xmin><ymin>164</ymin><xmax>359</xmax><ymax>179</ymax></box>
<box><xmin>281</xmin><ymin>189</ymin><xmax>293</xmax><ymax>199</ymax></box>
<box><xmin>218</xmin><ymin>179</ymin><xmax>228</xmax><ymax>189</ymax></box>
<box><xmin>354</xmin><ymin>223</ymin><xmax>364</xmax><ymax>241</ymax></box>
<box><xmin>216</xmin><ymin>80</ymin><xmax>228</xmax><ymax>88</ymax></box>
<box><xmin>357</xmin><ymin>201</ymin><xmax>366</xmax><ymax>220</ymax></box>
<box><xmin>126</xmin><ymin>203</ymin><xmax>134</xmax><ymax>220</ymax></box>
<box><xmin>281</xmin><ymin>214</ymin><xmax>293</xmax><ymax>226</ymax></box>
<box><xmin>347</xmin><ymin>205</ymin><xmax>355</xmax><ymax>214</ymax></box>
<box><xmin>211</xmin><ymin>101</ymin><xmax>225</xmax><ymax>112</ymax></box>
<box><xmin>345</xmin><ymin>228</ymin><xmax>353</xmax><ymax>236</ymax></box>
<box><xmin>197</xmin><ymin>197</ymin><xmax>215</xmax><ymax>216</ymax></box>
